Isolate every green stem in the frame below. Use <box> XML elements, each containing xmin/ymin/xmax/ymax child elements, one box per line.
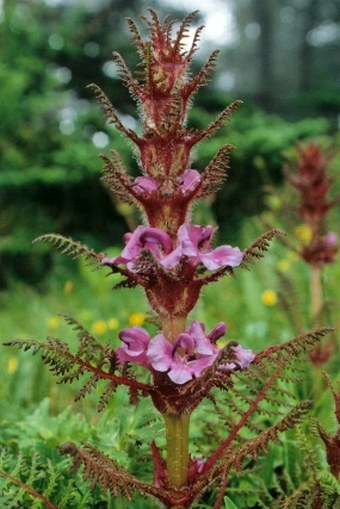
<box><xmin>161</xmin><ymin>316</ymin><xmax>187</xmax><ymax>341</ymax></box>
<box><xmin>310</xmin><ymin>265</ymin><xmax>322</xmax><ymax>328</ymax></box>
<box><xmin>164</xmin><ymin>413</ymin><xmax>190</xmax><ymax>488</ymax></box>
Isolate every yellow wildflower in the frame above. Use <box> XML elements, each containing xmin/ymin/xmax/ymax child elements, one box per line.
<box><xmin>7</xmin><ymin>357</ymin><xmax>18</xmax><ymax>375</ymax></box>
<box><xmin>129</xmin><ymin>312</ymin><xmax>145</xmax><ymax>326</ymax></box>
<box><xmin>294</xmin><ymin>224</ymin><xmax>313</xmax><ymax>244</ymax></box>
<box><xmin>92</xmin><ymin>320</ymin><xmax>108</xmax><ymax>335</ymax></box>
<box><xmin>64</xmin><ymin>280</ymin><xmax>74</xmax><ymax>295</ymax></box>
<box><xmin>261</xmin><ymin>289</ymin><xmax>278</xmax><ymax>307</ymax></box>
<box><xmin>107</xmin><ymin>318</ymin><xmax>119</xmax><ymax>330</ymax></box>
<box><xmin>276</xmin><ymin>259</ymin><xmax>290</xmax><ymax>272</ymax></box>
<box><xmin>47</xmin><ymin>315</ymin><xmax>60</xmax><ymax>329</ymax></box>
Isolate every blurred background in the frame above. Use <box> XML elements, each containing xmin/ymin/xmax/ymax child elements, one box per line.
<box><xmin>1</xmin><ymin>0</ymin><xmax>339</xmax><ymax>288</ymax></box>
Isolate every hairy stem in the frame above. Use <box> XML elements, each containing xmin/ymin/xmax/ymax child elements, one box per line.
<box><xmin>164</xmin><ymin>413</ymin><xmax>190</xmax><ymax>489</ymax></box>
<box><xmin>161</xmin><ymin>316</ymin><xmax>187</xmax><ymax>341</ymax></box>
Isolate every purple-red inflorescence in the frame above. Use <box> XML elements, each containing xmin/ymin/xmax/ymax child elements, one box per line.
<box><xmin>286</xmin><ymin>143</ymin><xmax>338</xmax><ymax>266</ymax></box>
<box><xmin>97</xmin><ymin>11</ymin><xmax>246</xmax><ymax>333</ymax></box>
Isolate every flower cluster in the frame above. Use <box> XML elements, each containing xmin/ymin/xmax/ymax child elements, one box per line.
<box><xmin>116</xmin><ymin>320</ymin><xmax>255</xmax><ymax>384</ymax></box>
<box><xmin>102</xmin><ymin>223</ymin><xmax>243</xmax><ymax>273</ymax></box>
<box><xmin>286</xmin><ymin>143</ymin><xmax>338</xmax><ymax>266</ymax></box>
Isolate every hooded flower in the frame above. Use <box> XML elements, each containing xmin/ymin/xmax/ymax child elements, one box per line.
<box><xmin>161</xmin><ymin>223</ymin><xmax>244</xmax><ymax>270</ymax></box>
<box><xmin>301</xmin><ymin>231</ymin><xmax>338</xmax><ymax>265</ymax></box>
<box><xmin>147</xmin><ymin>321</ymin><xmax>222</xmax><ymax>384</ymax></box>
<box><xmin>133</xmin><ymin>176</ymin><xmax>158</xmax><ymax>194</ymax></box>
<box><xmin>178</xmin><ymin>169</ymin><xmax>201</xmax><ymax>195</ymax></box>
<box><xmin>116</xmin><ymin>326</ymin><xmax>151</xmax><ymax>367</ymax></box>
<box><xmin>101</xmin><ymin>225</ymin><xmax>173</xmax><ymax>271</ymax></box>
<box><xmin>116</xmin><ymin>320</ymin><xmax>255</xmax><ymax>385</ymax></box>
<box><xmin>222</xmin><ymin>344</ymin><xmax>256</xmax><ymax>371</ymax></box>
<box><xmin>132</xmin><ymin>169</ymin><xmax>201</xmax><ymax>197</ymax></box>
<box><xmin>102</xmin><ymin>223</ymin><xmax>243</xmax><ymax>273</ymax></box>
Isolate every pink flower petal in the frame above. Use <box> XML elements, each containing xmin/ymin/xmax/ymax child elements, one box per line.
<box><xmin>232</xmin><ymin>345</ymin><xmax>256</xmax><ymax>368</ymax></box>
<box><xmin>133</xmin><ymin>176</ymin><xmax>158</xmax><ymax>194</ymax></box>
<box><xmin>160</xmin><ymin>246</ymin><xmax>183</xmax><ymax>269</ymax></box>
<box><xmin>167</xmin><ymin>364</ymin><xmax>193</xmax><ymax>384</ymax></box>
<box><xmin>119</xmin><ymin>326</ymin><xmax>150</xmax><ymax>356</ymax></box>
<box><xmin>147</xmin><ymin>334</ymin><xmax>173</xmax><ymax>372</ymax></box>
<box><xmin>177</xmin><ymin>224</ymin><xmax>214</xmax><ymax>257</ymax></box>
<box><xmin>208</xmin><ymin>322</ymin><xmax>227</xmax><ymax>342</ymax></box>
<box><xmin>200</xmin><ymin>245</ymin><xmax>244</xmax><ymax>270</ymax></box>
<box><xmin>174</xmin><ymin>333</ymin><xmax>195</xmax><ymax>354</ymax></box>
<box><xmin>179</xmin><ymin>169</ymin><xmax>201</xmax><ymax>194</ymax></box>
<box><xmin>116</xmin><ymin>347</ymin><xmax>149</xmax><ymax>366</ymax></box>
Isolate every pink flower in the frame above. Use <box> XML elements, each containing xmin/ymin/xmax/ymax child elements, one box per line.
<box><xmin>102</xmin><ymin>223</ymin><xmax>243</xmax><ymax>273</ymax></box>
<box><xmin>116</xmin><ymin>326</ymin><xmax>151</xmax><ymax>367</ymax></box>
<box><xmin>178</xmin><ymin>170</ymin><xmax>201</xmax><ymax>194</ymax></box>
<box><xmin>116</xmin><ymin>321</ymin><xmax>255</xmax><ymax>385</ymax></box>
<box><xmin>222</xmin><ymin>344</ymin><xmax>256</xmax><ymax>371</ymax></box>
<box><xmin>162</xmin><ymin>223</ymin><xmax>244</xmax><ymax>270</ymax></box>
<box><xmin>133</xmin><ymin>176</ymin><xmax>158</xmax><ymax>194</ymax></box>
<box><xmin>147</xmin><ymin>321</ymin><xmax>222</xmax><ymax>384</ymax></box>
<box><xmin>102</xmin><ymin>225</ymin><xmax>173</xmax><ymax>271</ymax></box>
<box><xmin>132</xmin><ymin>170</ymin><xmax>200</xmax><ymax>197</ymax></box>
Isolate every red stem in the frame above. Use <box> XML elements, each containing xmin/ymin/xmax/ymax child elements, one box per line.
<box><xmin>33</xmin><ymin>341</ymin><xmax>155</xmax><ymax>393</ymax></box>
<box><xmin>213</xmin><ymin>471</ymin><xmax>229</xmax><ymax>509</ymax></box>
<box><xmin>203</xmin><ymin>368</ymin><xmax>282</xmax><ymax>472</ymax></box>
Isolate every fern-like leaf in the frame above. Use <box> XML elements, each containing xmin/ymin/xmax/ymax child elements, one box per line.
<box><xmin>4</xmin><ymin>318</ymin><xmax>153</xmax><ymax>406</ymax></box>
<box><xmin>193</xmin><ymin>100</ymin><xmax>243</xmax><ymax>144</ymax></box>
<box><xmin>125</xmin><ymin>17</ymin><xmax>145</xmax><ymax>58</ymax></box>
<box><xmin>173</xmin><ymin>10</ymin><xmax>199</xmax><ymax>53</ymax></box>
<box><xmin>33</xmin><ymin>233</ymin><xmax>103</xmax><ymax>266</ymax></box>
<box><xmin>242</xmin><ymin>229</ymin><xmax>285</xmax><ymax>269</ymax></box>
<box><xmin>111</xmin><ymin>51</ymin><xmax>144</xmax><ymax>101</ymax></box>
<box><xmin>87</xmin><ymin>83</ymin><xmax>140</xmax><ymax>144</ymax></box>
<box><xmin>59</xmin><ymin>442</ymin><xmax>171</xmax><ymax>505</ymax></box>
<box><xmin>197</xmin><ymin>144</ymin><xmax>233</xmax><ymax>197</ymax></box>
<box><xmin>0</xmin><ymin>449</ymin><xmax>77</xmax><ymax>509</ymax></box>
<box><xmin>186</xmin><ymin>24</ymin><xmax>205</xmax><ymax>61</ymax></box>
<box><xmin>183</xmin><ymin>49</ymin><xmax>220</xmax><ymax>99</ymax></box>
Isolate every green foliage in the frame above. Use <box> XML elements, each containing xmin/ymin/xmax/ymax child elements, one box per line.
<box><xmin>0</xmin><ymin>447</ymin><xmax>93</xmax><ymax>508</ymax></box>
<box><xmin>1</xmin><ymin>249</ymin><xmax>340</xmax><ymax>507</ymax></box>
